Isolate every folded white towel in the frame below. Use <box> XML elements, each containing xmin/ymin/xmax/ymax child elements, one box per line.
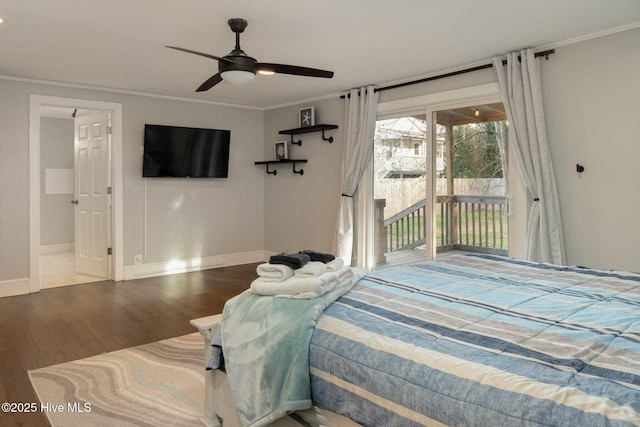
<box><xmin>325</xmin><ymin>258</ymin><xmax>345</xmax><ymax>272</ymax></box>
<box><xmin>251</xmin><ymin>268</ymin><xmax>351</xmax><ymax>299</ymax></box>
<box><xmin>256</xmin><ymin>263</ymin><xmax>294</xmax><ymax>282</ymax></box>
<box><xmin>250</xmin><ymin>275</ymin><xmax>327</xmax><ymax>296</ymax></box>
<box><xmin>335</xmin><ymin>265</ymin><xmax>353</xmax><ymax>281</ymax></box>
<box><xmin>294</xmin><ymin>261</ymin><xmax>327</xmax><ymax>278</ymax></box>
<box><xmin>278</xmin><ymin>276</ymin><xmax>340</xmax><ymax>299</ymax></box>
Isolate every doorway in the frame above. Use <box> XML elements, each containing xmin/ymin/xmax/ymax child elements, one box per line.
<box><xmin>29</xmin><ymin>95</ymin><xmax>124</xmax><ymax>293</ymax></box>
<box><xmin>372</xmin><ymin>83</ymin><xmax>524</xmax><ymax>269</ymax></box>
<box><xmin>39</xmin><ymin>110</ymin><xmax>111</xmax><ymax>288</ymax></box>
<box><xmin>432</xmin><ymin>103</ymin><xmax>509</xmax><ymax>257</ymax></box>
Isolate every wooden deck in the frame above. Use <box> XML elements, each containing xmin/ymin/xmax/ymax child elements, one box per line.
<box><xmin>375</xmin><ymin>249</ymin><xmax>427</xmax><ymax>270</ymax></box>
<box><xmin>375</xmin><ymin>248</ymin><xmax>476</xmax><ymax>270</ymax></box>
<box><xmin>377</xmin><ymin>195</ymin><xmax>509</xmax><ymax>257</ymax></box>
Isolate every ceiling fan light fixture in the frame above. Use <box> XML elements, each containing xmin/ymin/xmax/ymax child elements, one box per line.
<box><xmin>221</xmin><ymin>70</ymin><xmax>256</xmax><ymax>85</ymax></box>
<box><xmin>166</xmin><ymin>18</ymin><xmax>333</xmax><ymax>92</ymax></box>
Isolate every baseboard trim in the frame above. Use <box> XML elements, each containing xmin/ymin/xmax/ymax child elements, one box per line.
<box><xmin>0</xmin><ymin>278</ymin><xmax>31</xmax><ymax>297</ymax></box>
<box><xmin>40</xmin><ymin>243</ymin><xmax>74</xmax><ymax>255</ymax></box>
<box><xmin>123</xmin><ymin>250</ymin><xmax>268</xmax><ymax>280</ymax></box>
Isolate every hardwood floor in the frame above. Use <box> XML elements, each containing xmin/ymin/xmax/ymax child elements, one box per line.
<box><xmin>0</xmin><ymin>263</ymin><xmax>256</xmax><ymax>427</ymax></box>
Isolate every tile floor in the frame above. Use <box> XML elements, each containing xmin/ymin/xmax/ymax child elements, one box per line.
<box><xmin>40</xmin><ymin>245</ymin><xmax>104</xmax><ymax>289</ymax></box>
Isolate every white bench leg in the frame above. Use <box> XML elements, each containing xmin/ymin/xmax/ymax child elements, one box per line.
<box><xmin>191</xmin><ymin>315</ymin><xmax>242</xmax><ymax>427</ymax></box>
<box><xmin>191</xmin><ymin>314</ymin><xmax>329</xmax><ymax>427</ymax></box>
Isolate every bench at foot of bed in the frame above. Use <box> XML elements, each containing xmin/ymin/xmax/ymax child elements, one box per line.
<box><xmin>191</xmin><ymin>315</ymin><xmax>359</xmax><ymax>427</ymax></box>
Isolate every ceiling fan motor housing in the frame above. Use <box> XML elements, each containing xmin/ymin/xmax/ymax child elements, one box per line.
<box><xmin>219</xmin><ymin>54</ymin><xmax>257</xmax><ymax>75</ymax></box>
<box><xmin>220</xmin><ymin>18</ymin><xmax>257</xmax><ymax>75</ymax></box>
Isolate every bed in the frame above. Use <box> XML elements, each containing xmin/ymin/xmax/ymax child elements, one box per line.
<box><xmin>191</xmin><ymin>253</ymin><xmax>640</xmax><ymax>427</ymax></box>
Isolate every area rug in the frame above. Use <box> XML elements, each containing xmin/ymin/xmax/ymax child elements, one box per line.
<box><xmin>29</xmin><ymin>333</ymin><xmax>206</xmax><ymax>427</ymax></box>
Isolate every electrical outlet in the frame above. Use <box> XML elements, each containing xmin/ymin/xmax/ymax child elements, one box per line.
<box><xmin>134</xmin><ymin>254</ymin><xmax>143</xmax><ymax>265</ymax></box>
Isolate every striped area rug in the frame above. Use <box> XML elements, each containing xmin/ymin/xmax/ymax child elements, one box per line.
<box><xmin>29</xmin><ymin>333</ymin><xmax>205</xmax><ymax>427</ymax></box>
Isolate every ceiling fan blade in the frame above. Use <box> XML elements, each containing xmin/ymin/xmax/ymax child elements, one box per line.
<box><xmin>196</xmin><ymin>73</ymin><xmax>223</xmax><ymax>92</ymax></box>
<box><xmin>257</xmin><ymin>63</ymin><xmax>334</xmax><ymax>78</ymax></box>
<box><xmin>165</xmin><ymin>46</ymin><xmax>234</xmax><ymax>64</ymax></box>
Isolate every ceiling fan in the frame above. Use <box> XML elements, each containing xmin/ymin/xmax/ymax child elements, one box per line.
<box><xmin>166</xmin><ymin>18</ymin><xmax>334</xmax><ymax>92</ymax></box>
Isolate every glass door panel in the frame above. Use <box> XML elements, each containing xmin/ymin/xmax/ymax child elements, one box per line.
<box><xmin>434</xmin><ymin>103</ymin><xmax>509</xmax><ymax>258</ymax></box>
<box><xmin>373</xmin><ymin>114</ymin><xmax>428</xmax><ymax>269</ymax></box>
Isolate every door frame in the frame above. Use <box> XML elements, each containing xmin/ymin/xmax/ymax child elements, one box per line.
<box><xmin>29</xmin><ymin>95</ymin><xmax>124</xmax><ymax>292</ymax></box>
<box><xmin>374</xmin><ymin>83</ymin><xmax>526</xmax><ymax>262</ymax></box>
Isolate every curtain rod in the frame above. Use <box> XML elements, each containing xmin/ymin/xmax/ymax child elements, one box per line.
<box><xmin>341</xmin><ymin>49</ymin><xmax>555</xmax><ymax>98</ymax></box>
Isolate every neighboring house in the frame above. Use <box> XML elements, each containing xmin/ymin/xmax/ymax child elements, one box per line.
<box><xmin>1</xmin><ymin>26</ymin><xmax>639</xmax><ymax>297</ymax></box>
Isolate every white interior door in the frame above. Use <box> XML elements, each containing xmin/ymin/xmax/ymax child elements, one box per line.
<box><xmin>74</xmin><ymin>112</ymin><xmax>111</xmax><ymax>278</ymax></box>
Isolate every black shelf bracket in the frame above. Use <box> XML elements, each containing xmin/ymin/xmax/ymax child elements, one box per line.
<box><xmin>321</xmin><ymin>129</ymin><xmax>334</xmax><ymax>143</ymax></box>
<box><xmin>265</xmin><ymin>164</ymin><xmax>277</xmax><ymax>175</ymax></box>
<box><xmin>288</xmin><ymin>134</ymin><xmax>302</xmax><ymax>146</ymax></box>
<box><xmin>292</xmin><ymin>162</ymin><xmax>304</xmax><ymax>175</ymax></box>
<box><xmin>278</xmin><ymin>124</ymin><xmax>338</xmax><ymax>147</ymax></box>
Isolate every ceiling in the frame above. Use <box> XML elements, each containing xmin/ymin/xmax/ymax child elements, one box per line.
<box><xmin>1</xmin><ymin>1</ymin><xmax>639</xmax><ymax>109</ymax></box>
<box><xmin>436</xmin><ymin>103</ymin><xmax>506</xmax><ymax>127</ymax></box>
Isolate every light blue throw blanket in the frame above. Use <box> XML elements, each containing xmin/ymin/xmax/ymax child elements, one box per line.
<box><xmin>219</xmin><ymin>276</ymin><xmax>359</xmax><ymax>427</ymax></box>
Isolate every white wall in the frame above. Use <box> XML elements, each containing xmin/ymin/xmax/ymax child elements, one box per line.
<box><xmin>0</xmin><ymin>79</ymin><xmax>265</xmax><ymax>290</ymax></box>
<box><xmin>263</xmin><ymin>97</ymin><xmax>344</xmax><ymax>254</ymax></box>
<box><xmin>122</xmin><ymin>96</ymin><xmax>265</xmax><ymax>269</ymax></box>
<box><xmin>264</xmin><ymin>27</ymin><xmax>640</xmax><ymax>272</ymax></box>
<box><xmin>543</xmin><ymin>27</ymin><xmax>640</xmax><ymax>271</ymax></box>
<box><xmin>0</xmin><ymin>81</ymin><xmax>30</xmax><ymax>282</ymax></box>
<box><xmin>40</xmin><ymin>117</ymin><xmax>74</xmax><ymax>245</ymax></box>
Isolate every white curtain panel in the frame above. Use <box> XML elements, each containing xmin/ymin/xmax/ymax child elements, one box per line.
<box><xmin>495</xmin><ymin>121</ymin><xmax>510</xmax><ymax>204</ymax></box>
<box><xmin>333</xmin><ymin>86</ymin><xmax>379</xmax><ymax>265</ymax></box>
<box><xmin>493</xmin><ymin>49</ymin><xmax>566</xmax><ymax>265</ymax></box>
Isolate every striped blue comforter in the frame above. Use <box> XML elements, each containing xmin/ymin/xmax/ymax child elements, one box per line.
<box><xmin>309</xmin><ymin>254</ymin><xmax>640</xmax><ymax>426</ymax></box>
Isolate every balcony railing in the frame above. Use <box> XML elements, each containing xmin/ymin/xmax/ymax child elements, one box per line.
<box><xmin>375</xmin><ymin>195</ymin><xmax>508</xmax><ymax>263</ymax></box>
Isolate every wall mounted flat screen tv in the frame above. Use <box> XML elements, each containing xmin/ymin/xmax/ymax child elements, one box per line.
<box><xmin>143</xmin><ymin>124</ymin><xmax>230</xmax><ymax>178</ymax></box>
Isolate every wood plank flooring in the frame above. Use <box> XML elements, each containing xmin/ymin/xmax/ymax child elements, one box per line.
<box><xmin>0</xmin><ymin>263</ymin><xmax>256</xmax><ymax>427</ymax></box>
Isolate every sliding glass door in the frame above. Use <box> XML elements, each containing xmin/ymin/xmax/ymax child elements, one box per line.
<box><xmin>370</xmin><ymin>84</ymin><xmax>522</xmax><ymax>269</ymax></box>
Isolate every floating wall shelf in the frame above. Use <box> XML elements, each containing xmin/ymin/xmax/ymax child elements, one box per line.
<box><xmin>279</xmin><ymin>124</ymin><xmax>338</xmax><ymax>146</ymax></box>
<box><xmin>254</xmin><ymin>159</ymin><xmax>308</xmax><ymax>176</ymax></box>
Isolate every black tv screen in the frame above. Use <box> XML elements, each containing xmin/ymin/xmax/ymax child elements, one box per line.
<box><xmin>143</xmin><ymin>124</ymin><xmax>230</xmax><ymax>178</ymax></box>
